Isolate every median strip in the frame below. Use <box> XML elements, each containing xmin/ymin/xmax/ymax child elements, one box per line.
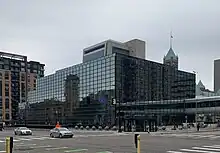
<box><xmin>64</xmin><ymin>149</ymin><xmax>88</xmax><ymax>152</ymax></box>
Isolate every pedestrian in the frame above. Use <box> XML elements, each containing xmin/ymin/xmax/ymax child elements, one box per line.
<box><xmin>197</xmin><ymin>123</ymin><xmax>200</xmax><ymax>131</ymax></box>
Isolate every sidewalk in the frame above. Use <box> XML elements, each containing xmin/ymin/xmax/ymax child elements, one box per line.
<box><xmin>124</xmin><ymin>127</ymin><xmax>220</xmax><ymax>135</ymax></box>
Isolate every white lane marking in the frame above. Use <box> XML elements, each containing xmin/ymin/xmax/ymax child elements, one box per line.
<box><xmin>167</xmin><ymin>151</ymin><xmax>187</xmax><ymax>153</ymax></box>
<box><xmin>18</xmin><ymin>138</ymin><xmax>32</xmax><ymax>141</ymax></box>
<box><xmin>180</xmin><ymin>148</ymin><xmax>220</xmax><ymax>153</ymax></box>
<box><xmin>31</xmin><ymin>137</ymin><xmax>48</xmax><ymax>140</ymax></box>
<box><xmin>192</xmin><ymin>135</ymin><xmax>215</xmax><ymax>138</ymax></box>
<box><xmin>210</xmin><ymin>136</ymin><xmax>220</xmax><ymax>139</ymax></box>
<box><xmin>16</xmin><ymin>144</ymin><xmax>36</xmax><ymax>147</ymax></box>
<box><xmin>48</xmin><ymin>137</ymin><xmax>56</xmax><ymax>139</ymax></box>
<box><xmin>46</xmin><ymin>147</ymin><xmax>68</xmax><ymax>150</ymax></box>
<box><xmin>30</xmin><ymin>145</ymin><xmax>51</xmax><ymax>149</ymax></box>
<box><xmin>0</xmin><ymin>151</ymin><xmax>5</xmax><ymax>153</ymax></box>
<box><xmin>96</xmin><ymin>151</ymin><xmax>113</xmax><ymax>153</ymax></box>
<box><xmin>16</xmin><ymin>143</ymin><xmax>24</xmax><ymax>145</ymax></box>
<box><xmin>203</xmin><ymin>145</ymin><xmax>220</xmax><ymax>148</ymax></box>
<box><xmin>0</xmin><ymin>140</ymin><xmax>4</xmax><ymax>143</ymax></box>
<box><xmin>192</xmin><ymin>147</ymin><xmax>220</xmax><ymax>151</ymax></box>
<box><xmin>64</xmin><ymin>149</ymin><xmax>88</xmax><ymax>152</ymax></box>
<box><xmin>13</xmin><ymin>139</ymin><xmax>20</xmax><ymax>142</ymax></box>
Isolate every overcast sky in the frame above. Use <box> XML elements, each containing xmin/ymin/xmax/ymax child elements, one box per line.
<box><xmin>0</xmin><ymin>0</ymin><xmax>219</xmax><ymax>90</ymax></box>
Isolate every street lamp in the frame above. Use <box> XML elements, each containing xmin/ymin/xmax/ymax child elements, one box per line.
<box><xmin>55</xmin><ymin>110</ymin><xmax>58</xmax><ymax>123</ymax></box>
<box><xmin>193</xmin><ymin>71</ymin><xmax>198</xmax><ymax>124</ymax></box>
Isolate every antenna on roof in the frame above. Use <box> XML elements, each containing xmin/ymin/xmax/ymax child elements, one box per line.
<box><xmin>170</xmin><ymin>30</ymin><xmax>173</xmax><ymax>49</ymax></box>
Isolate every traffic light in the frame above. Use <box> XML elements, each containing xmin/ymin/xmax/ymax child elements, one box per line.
<box><xmin>112</xmin><ymin>98</ymin><xmax>116</xmax><ymax>105</ymax></box>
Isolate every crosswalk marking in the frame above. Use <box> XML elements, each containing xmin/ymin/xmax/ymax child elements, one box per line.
<box><xmin>46</xmin><ymin>147</ymin><xmax>68</xmax><ymax>150</ymax></box>
<box><xmin>16</xmin><ymin>144</ymin><xmax>36</xmax><ymax>147</ymax></box>
<box><xmin>30</xmin><ymin>145</ymin><xmax>51</xmax><ymax>149</ymax></box>
<box><xmin>167</xmin><ymin>144</ymin><xmax>220</xmax><ymax>153</ymax></box>
<box><xmin>13</xmin><ymin>139</ymin><xmax>20</xmax><ymax>142</ymax></box>
<box><xmin>0</xmin><ymin>133</ymin><xmax>126</xmax><ymax>144</ymax></box>
<box><xmin>31</xmin><ymin>137</ymin><xmax>48</xmax><ymax>140</ymax></box>
<box><xmin>180</xmin><ymin>148</ymin><xmax>219</xmax><ymax>153</ymax></box>
<box><xmin>153</xmin><ymin>133</ymin><xmax>220</xmax><ymax>140</ymax></box>
<box><xmin>209</xmin><ymin>136</ymin><xmax>220</xmax><ymax>139</ymax></box>
<box><xmin>203</xmin><ymin>145</ymin><xmax>220</xmax><ymax>148</ymax></box>
<box><xmin>167</xmin><ymin>151</ymin><xmax>187</xmax><ymax>153</ymax></box>
<box><xmin>18</xmin><ymin>138</ymin><xmax>32</xmax><ymax>141</ymax></box>
<box><xmin>192</xmin><ymin>147</ymin><xmax>220</xmax><ymax>151</ymax></box>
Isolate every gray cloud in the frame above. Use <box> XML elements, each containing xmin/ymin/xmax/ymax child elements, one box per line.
<box><xmin>0</xmin><ymin>0</ymin><xmax>220</xmax><ymax>90</ymax></box>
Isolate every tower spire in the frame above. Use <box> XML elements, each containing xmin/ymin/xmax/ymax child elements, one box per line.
<box><xmin>170</xmin><ymin>31</ymin><xmax>173</xmax><ymax>49</ymax></box>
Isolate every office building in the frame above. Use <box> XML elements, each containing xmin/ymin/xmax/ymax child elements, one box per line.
<box><xmin>214</xmin><ymin>59</ymin><xmax>220</xmax><ymax>92</ymax></box>
<box><xmin>27</xmin><ymin>39</ymin><xmax>195</xmax><ymax>127</ymax></box>
<box><xmin>83</xmin><ymin>39</ymin><xmax>146</xmax><ymax>63</ymax></box>
<box><xmin>0</xmin><ymin>51</ymin><xmax>45</xmax><ymax>123</ymax></box>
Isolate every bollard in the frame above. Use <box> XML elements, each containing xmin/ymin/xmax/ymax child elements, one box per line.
<box><xmin>134</xmin><ymin>134</ymin><xmax>139</xmax><ymax>148</ymax></box>
<box><xmin>5</xmin><ymin>137</ymin><xmax>10</xmax><ymax>153</ymax></box>
<box><xmin>10</xmin><ymin>137</ymin><xmax>13</xmax><ymax>153</ymax></box>
<box><xmin>137</xmin><ymin>135</ymin><xmax>140</xmax><ymax>153</ymax></box>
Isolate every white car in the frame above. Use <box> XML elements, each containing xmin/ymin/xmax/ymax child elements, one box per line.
<box><xmin>50</xmin><ymin>127</ymin><xmax>73</xmax><ymax>138</ymax></box>
<box><xmin>14</xmin><ymin>127</ymin><xmax>32</xmax><ymax>135</ymax></box>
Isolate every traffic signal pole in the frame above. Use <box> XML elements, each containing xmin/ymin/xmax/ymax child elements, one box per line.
<box><xmin>118</xmin><ymin>100</ymin><xmax>122</xmax><ymax>133</ymax></box>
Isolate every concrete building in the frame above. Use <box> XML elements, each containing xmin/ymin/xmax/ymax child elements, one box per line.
<box><xmin>214</xmin><ymin>59</ymin><xmax>220</xmax><ymax>92</ymax></box>
<box><xmin>0</xmin><ymin>51</ymin><xmax>45</xmax><ymax>123</ymax></box>
<box><xmin>196</xmin><ymin>80</ymin><xmax>220</xmax><ymax>97</ymax></box>
<box><xmin>83</xmin><ymin>39</ymin><xmax>146</xmax><ymax>63</ymax></box>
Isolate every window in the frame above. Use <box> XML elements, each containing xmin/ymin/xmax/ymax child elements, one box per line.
<box><xmin>5</xmin><ymin>99</ymin><xmax>9</xmax><ymax>109</ymax></box>
<box><xmin>5</xmin><ymin>91</ymin><xmax>9</xmax><ymax>96</ymax></box>
<box><xmin>5</xmin><ymin>72</ymin><xmax>9</xmax><ymax>80</ymax></box>
<box><xmin>5</xmin><ymin>113</ymin><xmax>10</xmax><ymax>120</ymax></box>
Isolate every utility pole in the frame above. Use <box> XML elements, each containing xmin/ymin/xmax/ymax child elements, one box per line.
<box><xmin>193</xmin><ymin>71</ymin><xmax>198</xmax><ymax>124</ymax></box>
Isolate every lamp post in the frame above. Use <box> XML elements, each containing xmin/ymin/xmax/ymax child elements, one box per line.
<box><xmin>55</xmin><ymin>110</ymin><xmax>58</xmax><ymax>123</ymax></box>
<box><xmin>193</xmin><ymin>71</ymin><xmax>198</xmax><ymax>125</ymax></box>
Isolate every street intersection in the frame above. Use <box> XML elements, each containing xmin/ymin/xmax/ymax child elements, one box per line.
<box><xmin>1</xmin><ymin>129</ymin><xmax>220</xmax><ymax>152</ymax></box>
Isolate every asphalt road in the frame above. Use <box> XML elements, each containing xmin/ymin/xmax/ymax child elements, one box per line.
<box><xmin>1</xmin><ymin>129</ymin><xmax>220</xmax><ymax>153</ymax></box>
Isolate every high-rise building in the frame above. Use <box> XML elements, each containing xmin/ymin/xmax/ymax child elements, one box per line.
<box><xmin>0</xmin><ymin>51</ymin><xmax>45</xmax><ymax>123</ymax></box>
<box><xmin>27</xmin><ymin>39</ymin><xmax>195</xmax><ymax>126</ymax></box>
<box><xmin>214</xmin><ymin>59</ymin><xmax>220</xmax><ymax>92</ymax></box>
<box><xmin>83</xmin><ymin>39</ymin><xmax>146</xmax><ymax>62</ymax></box>
<box><xmin>163</xmin><ymin>34</ymin><xmax>178</xmax><ymax>69</ymax></box>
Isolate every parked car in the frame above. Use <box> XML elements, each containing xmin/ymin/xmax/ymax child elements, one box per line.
<box><xmin>49</xmin><ymin>127</ymin><xmax>73</xmax><ymax>138</ymax></box>
<box><xmin>14</xmin><ymin>127</ymin><xmax>32</xmax><ymax>135</ymax></box>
